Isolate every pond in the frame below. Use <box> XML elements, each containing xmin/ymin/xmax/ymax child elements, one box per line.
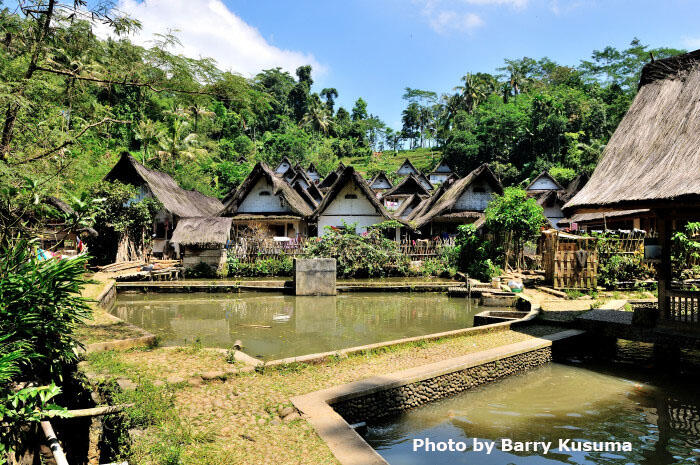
<box><xmin>363</xmin><ymin>362</ymin><xmax>700</xmax><ymax>465</ymax></box>
<box><xmin>111</xmin><ymin>292</ymin><xmax>486</xmax><ymax>360</ymax></box>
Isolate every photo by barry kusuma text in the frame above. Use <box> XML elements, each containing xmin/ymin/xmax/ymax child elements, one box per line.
<box><xmin>412</xmin><ymin>438</ymin><xmax>634</xmax><ymax>455</ymax></box>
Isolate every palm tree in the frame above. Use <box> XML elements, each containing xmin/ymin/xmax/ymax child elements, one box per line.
<box><xmin>301</xmin><ymin>100</ymin><xmax>332</xmax><ymax>135</ymax></box>
<box><xmin>156</xmin><ymin>120</ymin><xmax>206</xmax><ymax>167</ymax></box>
<box><xmin>320</xmin><ymin>87</ymin><xmax>338</xmax><ymax>113</ymax></box>
<box><xmin>133</xmin><ymin>119</ymin><xmax>162</xmax><ymax>163</ymax></box>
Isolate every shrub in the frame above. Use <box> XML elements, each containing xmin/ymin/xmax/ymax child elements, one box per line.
<box><xmin>304</xmin><ymin>221</ymin><xmax>410</xmax><ymax>277</ymax></box>
<box><xmin>455</xmin><ymin>224</ymin><xmax>499</xmax><ymax>282</ymax></box>
<box><xmin>227</xmin><ymin>255</ymin><xmax>294</xmax><ymax>277</ymax></box>
<box><xmin>598</xmin><ymin>253</ymin><xmax>653</xmax><ymax>288</ymax></box>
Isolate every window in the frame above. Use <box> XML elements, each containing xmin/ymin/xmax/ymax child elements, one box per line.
<box><xmin>259</xmin><ymin>190</ymin><xmax>271</xmax><ymax>196</ymax></box>
<box><xmin>344</xmin><ymin>193</ymin><xmax>358</xmax><ymax>199</ymax></box>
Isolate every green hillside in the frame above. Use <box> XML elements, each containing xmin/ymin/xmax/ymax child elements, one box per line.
<box><xmin>341</xmin><ymin>148</ymin><xmax>443</xmax><ymax>181</ymax></box>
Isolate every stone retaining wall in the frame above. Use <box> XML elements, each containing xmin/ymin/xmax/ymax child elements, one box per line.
<box><xmin>332</xmin><ymin>347</ymin><xmax>552</xmax><ymax>424</ymax></box>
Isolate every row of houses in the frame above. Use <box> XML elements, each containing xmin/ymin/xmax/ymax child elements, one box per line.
<box><xmin>100</xmin><ymin>148</ymin><xmax>642</xmax><ymax>271</ymax></box>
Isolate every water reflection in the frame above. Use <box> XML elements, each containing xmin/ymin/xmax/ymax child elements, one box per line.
<box><xmin>363</xmin><ymin>363</ymin><xmax>700</xmax><ymax>465</ymax></box>
<box><xmin>111</xmin><ymin>292</ymin><xmax>483</xmax><ymax>359</ymax></box>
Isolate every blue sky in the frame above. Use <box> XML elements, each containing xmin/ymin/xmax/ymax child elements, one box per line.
<box><xmin>98</xmin><ymin>0</ymin><xmax>700</xmax><ymax>129</ymax></box>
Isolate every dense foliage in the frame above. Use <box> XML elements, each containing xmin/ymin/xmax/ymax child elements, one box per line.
<box><xmin>672</xmin><ymin>222</ymin><xmax>700</xmax><ymax>280</ymax></box>
<box><xmin>304</xmin><ymin>222</ymin><xmax>410</xmax><ymax>278</ymax></box>
<box><xmin>454</xmin><ymin>224</ymin><xmax>498</xmax><ymax>282</ymax></box>
<box><xmin>227</xmin><ymin>256</ymin><xmax>294</xmax><ymax>277</ymax></box>
<box><xmin>0</xmin><ymin>239</ymin><xmax>90</xmax><ymax>459</ymax></box>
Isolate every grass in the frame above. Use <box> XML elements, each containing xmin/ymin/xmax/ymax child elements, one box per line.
<box><xmin>342</xmin><ymin>148</ymin><xmax>442</xmax><ymax>179</ymax></box>
<box><xmin>75</xmin><ymin>321</ymin><xmax>144</xmax><ymax>345</ymax></box>
<box><xmin>81</xmin><ymin>324</ymin><xmax>563</xmax><ymax>465</ymax></box>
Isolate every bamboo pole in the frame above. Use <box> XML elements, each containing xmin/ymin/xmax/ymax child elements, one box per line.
<box><xmin>41</xmin><ymin>420</ymin><xmax>69</xmax><ymax>465</ymax></box>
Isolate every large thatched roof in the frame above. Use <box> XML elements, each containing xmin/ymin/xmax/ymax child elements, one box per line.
<box><xmin>565</xmin><ymin>49</ymin><xmax>700</xmax><ymax>214</ymax></box>
<box><xmin>310</xmin><ymin>166</ymin><xmax>397</xmax><ymax>223</ymax></box>
<box><xmin>408</xmin><ymin>164</ymin><xmax>502</xmax><ymax>228</ymax></box>
<box><xmin>170</xmin><ymin>217</ymin><xmax>233</xmax><ymax>246</ymax></box>
<box><xmin>393</xmin><ymin>193</ymin><xmax>423</xmax><ymax>218</ymax></box>
<box><xmin>104</xmin><ymin>153</ymin><xmax>223</xmax><ymax>218</ymax></box>
<box><xmin>383</xmin><ymin>173</ymin><xmax>430</xmax><ymax>197</ymax></box>
<box><xmin>220</xmin><ymin>162</ymin><xmax>314</xmax><ymax>218</ymax></box>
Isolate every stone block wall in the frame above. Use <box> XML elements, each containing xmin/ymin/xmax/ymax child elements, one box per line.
<box><xmin>294</xmin><ymin>258</ymin><xmax>336</xmax><ymax>295</ymax></box>
<box><xmin>182</xmin><ymin>246</ymin><xmax>227</xmax><ymax>274</ymax></box>
<box><xmin>332</xmin><ymin>347</ymin><xmax>552</xmax><ymax>424</ymax></box>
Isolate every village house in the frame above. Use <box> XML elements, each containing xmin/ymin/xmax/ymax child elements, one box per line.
<box><xmin>274</xmin><ymin>156</ymin><xmax>293</xmax><ymax>175</ymax></box>
<box><xmin>220</xmin><ymin>162</ymin><xmax>314</xmax><ymax>240</ymax></box>
<box><xmin>305</xmin><ymin>163</ymin><xmax>321</xmax><ymax>183</ymax></box>
<box><xmin>407</xmin><ymin>164</ymin><xmax>502</xmax><ymax>236</ymax></box>
<box><xmin>311</xmin><ymin>166</ymin><xmax>399</xmax><ymax>237</ymax></box>
<box><xmin>525</xmin><ymin>171</ymin><xmax>588</xmax><ymax>230</ymax></box>
<box><xmin>382</xmin><ymin>174</ymin><xmax>431</xmax><ymax>211</ymax></box>
<box><xmin>368</xmin><ymin>171</ymin><xmax>393</xmax><ymax>193</ymax></box>
<box><xmin>170</xmin><ymin>216</ymin><xmax>233</xmax><ymax>274</ymax></box>
<box><xmin>393</xmin><ymin>193</ymin><xmax>423</xmax><ymax>219</ymax></box>
<box><xmin>427</xmin><ymin>159</ymin><xmax>454</xmax><ymax>184</ymax></box>
<box><xmin>103</xmin><ymin>152</ymin><xmax>224</xmax><ymax>258</ymax></box>
<box><xmin>396</xmin><ymin>158</ymin><xmax>420</xmax><ymax>177</ymax></box>
<box><xmin>564</xmin><ymin>49</ymin><xmax>700</xmax><ymax>330</ymax></box>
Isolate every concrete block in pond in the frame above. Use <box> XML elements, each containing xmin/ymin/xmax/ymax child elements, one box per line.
<box><xmin>480</xmin><ymin>291</ymin><xmax>517</xmax><ymax>307</ymax></box>
<box><xmin>294</xmin><ymin>258</ymin><xmax>337</xmax><ymax>296</ymax></box>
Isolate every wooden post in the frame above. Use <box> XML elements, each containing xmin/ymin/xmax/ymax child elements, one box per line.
<box><xmin>657</xmin><ymin>213</ymin><xmax>672</xmax><ymax>321</ymax></box>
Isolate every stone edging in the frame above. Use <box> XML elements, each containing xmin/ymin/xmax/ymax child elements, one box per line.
<box><xmin>291</xmin><ymin>329</ymin><xmax>584</xmax><ymax>465</ymax></box>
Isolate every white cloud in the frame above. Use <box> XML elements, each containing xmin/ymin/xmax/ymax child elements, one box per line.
<box><xmin>96</xmin><ymin>0</ymin><xmax>324</xmax><ymax>77</ymax></box>
<box><xmin>682</xmin><ymin>36</ymin><xmax>700</xmax><ymax>50</ymax></box>
<box><xmin>461</xmin><ymin>0</ymin><xmax>528</xmax><ymax>8</ymax></box>
<box><xmin>428</xmin><ymin>10</ymin><xmax>484</xmax><ymax>33</ymax></box>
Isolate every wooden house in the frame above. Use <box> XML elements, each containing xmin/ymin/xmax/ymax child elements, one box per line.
<box><xmin>427</xmin><ymin>159</ymin><xmax>454</xmax><ymax>184</ymax></box>
<box><xmin>170</xmin><ymin>217</ymin><xmax>233</xmax><ymax>274</ymax></box>
<box><xmin>311</xmin><ymin>166</ymin><xmax>398</xmax><ymax>236</ymax></box>
<box><xmin>525</xmin><ymin>171</ymin><xmax>564</xmax><ymax>195</ymax></box>
<box><xmin>558</xmin><ymin>209</ymin><xmax>655</xmax><ymax>232</ymax></box>
<box><xmin>564</xmin><ymin>49</ymin><xmax>700</xmax><ymax>329</ymax></box>
<box><xmin>274</xmin><ymin>156</ymin><xmax>293</xmax><ymax>175</ymax></box>
<box><xmin>221</xmin><ymin>162</ymin><xmax>314</xmax><ymax>239</ymax></box>
<box><xmin>382</xmin><ymin>174</ymin><xmax>430</xmax><ymax>211</ymax></box>
<box><xmin>104</xmin><ymin>152</ymin><xmax>223</xmax><ymax>257</ymax></box>
<box><xmin>407</xmin><ymin>164</ymin><xmax>502</xmax><ymax>235</ymax></box>
<box><xmin>317</xmin><ymin>169</ymin><xmax>339</xmax><ymax>192</ymax></box>
<box><xmin>369</xmin><ymin>171</ymin><xmax>393</xmax><ymax>193</ymax></box>
<box><xmin>305</xmin><ymin>163</ymin><xmax>321</xmax><ymax>183</ymax></box>
<box><xmin>396</xmin><ymin>158</ymin><xmax>420</xmax><ymax>177</ymax></box>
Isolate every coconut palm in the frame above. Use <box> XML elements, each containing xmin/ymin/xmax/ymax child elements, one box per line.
<box><xmin>301</xmin><ymin>100</ymin><xmax>332</xmax><ymax>135</ymax></box>
<box><xmin>156</xmin><ymin>119</ymin><xmax>206</xmax><ymax>167</ymax></box>
<box><xmin>133</xmin><ymin>119</ymin><xmax>163</xmax><ymax>163</ymax></box>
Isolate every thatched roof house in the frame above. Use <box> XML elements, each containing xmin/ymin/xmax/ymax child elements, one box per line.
<box><xmin>382</xmin><ymin>174</ymin><xmax>430</xmax><ymax>211</ymax></box>
<box><xmin>171</xmin><ymin>217</ymin><xmax>233</xmax><ymax>247</ymax></box>
<box><xmin>369</xmin><ymin>171</ymin><xmax>393</xmax><ymax>191</ymax></box>
<box><xmin>416</xmin><ymin>172</ymin><xmax>434</xmax><ymax>191</ymax></box>
<box><xmin>557</xmin><ymin>209</ymin><xmax>654</xmax><ymax>232</ymax></box>
<box><xmin>565</xmin><ymin>50</ymin><xmax>700</xmax><ymax>213</ymax></box>
<box><xmin>393</xmin><ymin>194</ymin><xmax>423</xmax><ymax>219</ymax></box>
<box><xmin>317</xmin><ymin>170</ymin><xmax>339</xmax><ymax>191</ymax></box>
<box><xmin>221</xmin><ymin>162</ymin><xmax>314</xmax><ymax>238</ymax></box>
<box><xmin>104</xmin><ymin>153</ymin><xmax>223</xmax><ymax>219</ymax></box>
<box><xmin>311</xmin><ymin>166</ymin><xmax>399</xmax><ymax>235</ymax></box>
<box><xmin>396</xmin><ymin>158</ymin><xmax>419</xmax><ymax>176</ymax></box>
<box><xmin>274</xmin><ymin>156</ymin><xmax>293</xmax><ymax>175</ymax></box>
<box><xmin>305</xmin><ymin>163</ymin><xmax>321</xmax><ymax>183</ymax></box>
<box><xmin>526</xmin><ymin>171</ymin><xmax>563</xmax><ymax>194</ymax></box>
<box><xmin>408</xmin><ymin>164</ymin><xmax>502</xmax><ymax>232</ymax></box>
<box><xmin>428</xmin><ymin>159</ymin><xmax>454</xmax><ymax>184</ymax></box>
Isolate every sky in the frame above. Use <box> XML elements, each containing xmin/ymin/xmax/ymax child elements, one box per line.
<box><xmin>93</xmin><ymin>0</ymin><xmax>700</xmax><ymax>128</ymax></box>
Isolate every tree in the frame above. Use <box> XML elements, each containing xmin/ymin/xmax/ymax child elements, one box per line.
<box><xmin>320</xmin><ymin>87</ymin><xmax>338</xmax><ymax>114</ymax></box>
<box><xmin>485</xmin><ymin>187</ymin><xmax>544</xmax><ymax>270</ymax></box>
<box><xmin>133</xmin><ymin>119</ymin><xmax>163</xmax><ymax>163</ymax></box>
<box><xmin>351</xmin><ymin>98</ymin><xmax>368</xmax><ymax>121</ymax></box>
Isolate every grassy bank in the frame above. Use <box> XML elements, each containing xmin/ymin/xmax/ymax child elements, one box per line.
<box><xmin>81</xmin><ymin>325</ymin><xmax>562</xmax><ymax>465</ymax></box>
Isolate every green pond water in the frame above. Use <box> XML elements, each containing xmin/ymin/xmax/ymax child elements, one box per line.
<box><xmin>111</xmin><ymin>292</ymin><xmax>485</xmax><ymax>360</ymax></box>
<box><xmin>363</xmin><ymin>362</ymin><xmax>700</xmax><ymax>465</ymax></box>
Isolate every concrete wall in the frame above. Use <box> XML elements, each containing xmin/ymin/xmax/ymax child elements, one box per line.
<box><xmin>397</xmin><ymin>163</ymin><xmax>418</xmax><ymax>176</ymax></box>
<box><xmin>371</xmin><ymin>178</ymin><xmax>392</xmax><ymax>189</ymax></box>
<box><xmin>319</xmin><ymin>179</ymin><xmax>385</xmax><ymax>235</ymax></box>
<box><xmin>454</xmin><ymin>180</ymin><xmax>495</xmax><ymax>211</ymax></box>
<box><xmin>294</xmin><ymin>258</ymin><xmax>336</xmax><ymax>295</ymax></box>
<box><xmin>543</xmin><ymin>204</ymin><xmax>565</xmax><ymax>229</ymax></box>
<box><xmin>238</xmin><ymin>178</ymin><xmax>292</xmax><ymax>214</ymax></box>
<box><xmin>429</xmin><ymin>173</ymin><xmax>450</xmax><ymax>184</ymax></box>
<box><xmin>332</xmin><ymin>347</ymin><xmax>552</xmax><ymax>424</ymax></box>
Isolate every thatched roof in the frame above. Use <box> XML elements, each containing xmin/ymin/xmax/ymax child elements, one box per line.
<box><xmin>305</xmin><ymin>162</ymin><xmax>321</xmax><ymax>181</ymax></box>
<box><xmin>430</xmin><ymin>159</ymin><xmax>453</xmax><ymax>174</ymax></box>
<box><xmin>393</xmin><ymin>193</ymin><xmax>423</xmax><ymax>218</ymax></box>
<box><xmin>396</xmin><ymin>158</ymin><xmax>419</xmax><ymax>176</ymax></box>
<box><xmin>44</xmin><ymin>196</ymin><xmax>74</xmax><ymax>215</ymax></box>
<box><xmin>561</xmin><ymin>173</ymin><xmax>588</xmax><ymax>203</ymax></box>
<box><xmin>558</xmin><ymin>209</ymin><xmax>652</xmax><ymax>227</ymax></box>
<box><xmin>565</xmin><ymin>49</ymin><xmax>700</xmax><ymax>214</ymax></box>
<box><xmin>104</xmin><ymin>153</ymin><xmax>223</xmax><ymax>218</ymax></box>
<box><xmin>170</xmin><ymin>217</ymin><xmax>232</xmax><ymax>246</ymax></box>
<box><xmin>526</xmin><ymin>171</ymin><xmax>563</xmax><ymax>192</ymax></box>
<box><xmin>274</xmin><ymin>156</ymin><xmax>293</xmax><ymax>174</ymax></box>
<box><xmin>292</xmin><ymin>182</ymin><xmax>319</xmax><ymax>210</ymax></box>
<box><xmin>304</xmin><ymin>181</ymin><xmax>324</xmax><ymax>202</ymax></box>
<box><xmin>416</xmin><ymin>171</ymin><xmax>434</xmax><ymax>191</ymax></box>
<box><xmin>220</xmin><ymin>162</ymin><xmax>314</xmax><ymax>218</ymax></box>
<box><xmin>383</xmin><ymin>174</ymin><xmax>430</xmax><ymax>197</ymax></box>
<box><xmin>408</xmin><ymin>164</ymin><xmax>503</xmax><ymax>228</ymax></box>
<box><xmin>317</xmin><ymin>170</ymin><xmax>339</xmax><ymax>189</ymax></box>
<box><xmin>369</xmin><ymin>171</ymin><xmax>393</xmax><ymax>190</ymax></box>
<box><xmin>310</xmin><ymin>166</ymin><xmax>397</xmax><ymax>223</ymax></box>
